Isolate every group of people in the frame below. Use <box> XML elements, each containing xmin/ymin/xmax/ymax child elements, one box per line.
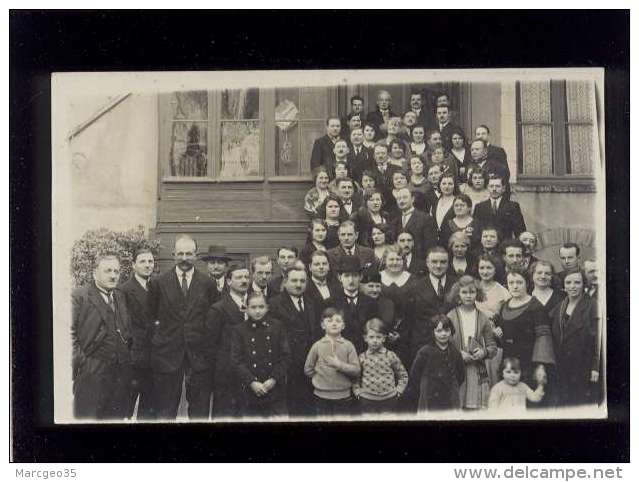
<box><xmin>70</xmin><ymin>89</ymin><xmax>602</xmax><ymax>420</ymax></box>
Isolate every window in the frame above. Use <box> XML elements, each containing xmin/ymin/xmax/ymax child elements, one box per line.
<box><xmin>160</xmin><ymin>87</ymin><xmax>334</xmax><ymax>181</ymax></box>
<box><xmin>516</xmin><ymin>80</ymin><xmax>598</xmax><ymax>182</ymax></box>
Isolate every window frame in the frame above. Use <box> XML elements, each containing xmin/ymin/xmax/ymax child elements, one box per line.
<box><xmin>515</xmin><ymin>80</ymin><xmax>597</xmax><ymax>187</ymax></box>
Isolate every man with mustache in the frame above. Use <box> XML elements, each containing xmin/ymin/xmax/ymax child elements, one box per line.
<box><xmin>209</xmin><ymin>263</ymin><xmax>252</xmax><ymax>418</ymax></box>
<box><xmin>147</xmin><ymin>235</ymin><xmax>217</xmax><ymax>420</ymax></box>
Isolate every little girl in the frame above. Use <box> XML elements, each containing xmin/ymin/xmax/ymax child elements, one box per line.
<box><xmin>304</xmin><ymin>308</ymin><xmax>361</xmax><ymax>417</ymax></box>
<box><xmin>446</xmin><ymin>276</ymin><xmax>497</xmax><ymax>409</ymax></box>
<box><xmin>488</xmin><ymin>357</ymin><xmax>546</xmax><ymax>412</ymax></box>
<box><xmin>405</xmin><ymin>314</ymin><xmax>465</xmax><ymax>413</ymax></box>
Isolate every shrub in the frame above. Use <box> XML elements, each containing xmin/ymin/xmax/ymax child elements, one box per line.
<box><xmin>71</xmin><ymin>225</ymin><xmax>161</xmax><ymax>288</ymax></box>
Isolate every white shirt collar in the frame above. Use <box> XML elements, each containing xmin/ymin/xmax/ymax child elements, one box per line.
<box><xmin>429</xmin><ymin>273</ymin><xmax>446</xmax><ymax>290</ymax></box>
<box><xmin>252</xmin><ymin>281</ymin><xmax>266</xmax><ymax>294</ymax></box>
<box><xmin>175</xmin><ymin>266</ymin><xmax>194</xmax><ymax>282</ymax></box>
<box><xmin>134</xmin><ymin>273</ymin><xmax>150</xmax><ymax>290</ymax></box>
<box><xmin>229</xmin><ymin>290</ymin><xmax>247</xmax><ymax>309</ymax></box>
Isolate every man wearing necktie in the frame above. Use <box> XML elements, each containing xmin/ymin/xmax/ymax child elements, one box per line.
<box><xmin>71</xmin><ymin>254</ymin><xmax>133</xmax><ymax>419</ymax></box>
<box><xmin>147</xmin><ymin>235</ymin><xmax>217</xmax><ymax>420</ymax></box>
<box><xmin>327</xmin><ymin>221</ymin><xmax>376</xmax><ymax>279</ymax></box>
<box><xmin>472</xmin><ymin>176</ymin><xmax>526</xmax><ymax>243</ymax></box>
<box><xmin>249</xmin><ymin>256</ymin><xmax>274</xmax><ymax>300</ymax></box>
<box><xmin>208</xmin><ymin>264</ymin><xmax>251</xmax><ymax>418</ymax></box>
<box><xmin>120</xmin><ymin>248</ymin><xmax>155</xmax><ymax>419</ymax></box>
<box><xmin>348</xmin><ymin>128</ymin><xmax>373</xmax><ymax>184</ymax></box>
<box><xmin>201</xmin><ymin>244</ymin><xmax>232</xmax><ymax>302</ymax></box>
<box><xmin>435</xmin><ymin>105</ymin><xmax>465</xmax><ymax>152</ymax></box>
<box><xmin>407</xmin><ymin>247</ymin><xmax>458</xmax><ymax>366</ymax></box>
<box><xmin>310</xmin><ymin>116</ymin><xmax>342</xmax><ymax>177</ymax></box>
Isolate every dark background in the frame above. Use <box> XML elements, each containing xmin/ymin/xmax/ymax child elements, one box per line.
<box><xmin>10</xmin><ymin>10</ymin><xmax>630</xmax><ymax>462</ymax></box>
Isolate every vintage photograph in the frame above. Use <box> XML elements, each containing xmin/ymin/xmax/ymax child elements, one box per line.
<box><xmin>51</xmin><ymin>68</ymin><xmax>606</xmax><ymax>423</ymax></box>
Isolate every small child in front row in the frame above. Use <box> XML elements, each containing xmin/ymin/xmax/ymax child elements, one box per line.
<box><xmin>304</xmin><ymin>307</ymin><xmax>361</xmax><ymax>417</ymax></box>
<box><xmin>353</xmin><ymin>318</ymin><xmax>408</xmax><ymax>415</ymax></box>
<box><xmin>488</xmin><ymin>357</ymin><xmax>546</xmax><ymax>412</ymax></box>
<box><xmin>404</xmin><ymin>314</ymin><xmax>466</xmax><ymax>413</ymax></box>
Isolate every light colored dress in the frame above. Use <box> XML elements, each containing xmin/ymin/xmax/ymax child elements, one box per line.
<box><xmin>477</xmin><ymin>281</ymin><xmax>511</xmax><ymax>387</ymax></box>
<box><xmin>460</xmin><ymin>184</ymin><xmax>490</xmax><ymax>210</ymax></box>
<box><xmin>488</xmin><ymin>380</ymin><xmax>543</xmax><ymax>412</ymax></box>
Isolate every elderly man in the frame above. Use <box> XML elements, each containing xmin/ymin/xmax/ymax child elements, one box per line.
<box><xmin>72</xmin><ymin>254</ymin><xmax>133</xmax><ymax>419</ymax></box>
<box><xmin>367</xmin><ymin>90</ymin><xmax>397</xmax><ymax>140</ymax></box>
<box><xmin>147</xmin><ymin>235</ymin><xmax>218</xmax><ymax>420</ymax></box>
<box><xmin>519</xmin><ymin>231</ymin><xmax>540</xmax><ymax>270</ymax></box>
<box><xmin>310</xmin><ymin>116</ymin><xmax>342</xmax><ymax>176</ymax></box>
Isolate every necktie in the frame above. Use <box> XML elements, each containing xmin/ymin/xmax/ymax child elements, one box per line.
<box><xmin>181</xmin><ymin>272</ymin><xmax>189</xmax><ymax>298</ymax></box>
<box><xmin>107</xmin><ymin>292</ymin><xmax>115</xmax><ymax>312</ymax></box>
<box><xmin>437</xmin><ymin>278</ymin><xmax>444</xmax><ymax>299</ymax></box>
<box><xmin>492</xmin><ymin>199</ymin><xmax>498</xmax><ymax>215</ymax></box>
<box><xmin>296</xmin><ymin>297</ymin><xmax>304</xmax><ymax>313</ymax></box>
<box><xmin>145</xmin><ymin>279</ymin><xmax>150</xmax><ymax>291</ymax></box>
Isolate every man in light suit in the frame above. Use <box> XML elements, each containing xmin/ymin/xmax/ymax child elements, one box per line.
<box><xmin>310</xmin><ymin>117</ymin><xmax>342</xmax><ymax>177</ymax></box>
<box><xmin>147</xmin><ymin>235</ymin><xmax>218</xmax><ymax>420</ymax></box>
<box><xmin>473</xmin><ymin>176</ymin><xmax>526</xmax><ymax>242</ymax></box>
<box><xmin>72</xmin><ymin>254</ymin><xmax>133</xmax><ymax>419</ymax></box>
<box><xmin>327</xmin><ymin>220</ymin><xmax>376</xmax><ymax>274</ymax></box>
<box><xmin>120</xmin><ymin>248</ymin><xmax>155</xmax><ymax>419</ymax></box>
<box><xmin>408</xmin><ymin>247</ymin><xmax>458</xmax><ymax>364</ymax></box>
<box><xmin>392</xmin><ymin>188</ymin><xmax>438</xmax><ymax>259</ymax></box>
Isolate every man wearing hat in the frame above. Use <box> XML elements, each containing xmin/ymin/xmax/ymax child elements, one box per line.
<box><xmin>208</xmin><ymin>263</ymin><xmax>251</xmax><ymax>418</ymax></box>
<box><xmin>333</xmin><ymin>256</ymin><xmax>379</xmax><ymax>353</ymax></box>
<box><xmin>201</xmin><ymin>245</ymin><xmax>232</xmax><ymax>301</ymax></box>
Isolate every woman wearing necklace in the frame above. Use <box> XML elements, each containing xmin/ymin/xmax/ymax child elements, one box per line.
<box><xmin>549</xmin><ymin>269</ymin><xmax>600</xmax><ymax>407</ymax></box>
<box><xmin>350</xmin><ymin>189</ymin><xmax>388</xmax><ymax>248</ymax></box>
<box><xmin>494</xmin><ymin>267</ymin><xmax>555</xmax><ymax>392</ymax></box>
<box><xmin>447</xmin><ymin>231</ymin><xmax>476</xmax><ymax>278</ymax></box>
<box><xmin>380</xmin><ymin>244</ymin><xmax>418</xmax><ymax>367</ymax></box>
<box><xmin>431</xmin><ymin>173</ymin><xmax>458</xmax><ymax>239</ymax></box>
<box><xmin>449</xmin><ymin>128</ymin><xmax>473</xmax><ymax>184</ymax></box>
<box><xmin>304</xmin><ymin>166</ymin><xmax>331</xmax><ymax>218</ymax></box>
<box><xmin>439</xmin><ymin>194</ymin><xmax>478</xmax><ymax>249</ymax></box>
<box><xmin>446</xmin><ymin>275</ymin><xmax>497</xmax><ymax>409</ymax></box>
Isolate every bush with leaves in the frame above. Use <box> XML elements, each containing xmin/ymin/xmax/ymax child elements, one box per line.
<box><xmin>71</xmin><ymin>225</ymin><xmax>161</xmax><ymax>288</ymax></box>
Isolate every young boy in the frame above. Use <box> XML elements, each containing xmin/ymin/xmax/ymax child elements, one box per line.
<box><xmin>230</xmin><ymin>292</ymin><xmax>291</xmax><ymax>418</ymax></box>
<box><xmin>304</xmin><ymin>307</ymin><xmax>361</xmax><ymax>417</ymax></box>
<box><xmin>353</xmin><ymin>318</ymin><xmax>408</xmax><ymax>415</ymax></box>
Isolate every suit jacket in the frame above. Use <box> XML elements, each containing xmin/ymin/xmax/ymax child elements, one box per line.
<box><xmin>392</xmin><ymin>210</ymin><xmax>439</xmax><ymax>259</ymax></box>
<box><xmin>327</xmin><ymin>244</ymin><xmax>377</xmax><ymax>273</ymax></box>
<box><xmin>550</xmin><ymin>296</ymin><xmax>601</xmax><ymax>405</ymax></box>
<box><xmin>247</xmin><ymin>283</ymin><xmax>277</xmax><ymax>301</ymax></box>
<box><xmin>332</xmin><ymin>291</ymin><xmax>380</xmax><ymax>352</ymax></box>
<box><xmin>208</xmin><ymin>291</ymin><xmax>249</xmax><ymax>386</ymax></box>
<box><xmin>310</xmin><ymin>134</ymin><xmax>338</xmax><ymax>176</ymax></box>
<box><xmin>269</xmin><ymin>293</ymin><xmax>321</xmax><ymax>375</ymax></box>
<box><xmin>349</xmin><ymin>207</ymin><xmax>390</xmax><ymax>248</ymax></box>
<box><xmin>408</xmin><ymin>274</ymin><xmax>458</xmax><ymax>361</ymax></box>
<box><xmin>370</xmin><ymin>163</ymin><xmax>402</xmax><ymax>203</ymax></box>
<box><xmin>367</xmin><ymin>109</ymin><xmax>398</xmax><ymax>140</ymax></box>
<box><xmin>487</xmin><ymin>144</ymin><xmax>508</xmax><ymax>168</ymax></box>
<box><xmin>209</xmin><ymin>275</ymin><xmax>228</xmax><ymax>303</ymax></box>
<box><xmin>348</xmin><ymin>146</ymin><xmax>374</xmax><ymax>183</ymax></box>
<box><xmin>468</xmin><ymin>158</ymin><xmax>511</xmax><ymax>186</ymax></box>
<box><xmin>120</xmin><ymin>276</ymin><xmax>152</xmax><ymax>367</ymax></box>
<box><xmin>71</xmin><ymin>284</ymin><xmax>132</xmax><ymax>378</ymax></box>
<box><xmin>147</xmin><ymin>269</ymin><xmax>218</xmax><ymax>374</ymax></box>
<box><xmin>473</xmin><ymin>197</ymin><xmax>526</xmax><ymax>241</ymax></box>
<box><xmin>305</xmin><ymin>277</ymin><xmax>341</xmax><ymax>323</ymax></box>
<box><xmin>405</xmin><ymin>254</ymin><xmax>426</xmax><ymax>276</ymax></box>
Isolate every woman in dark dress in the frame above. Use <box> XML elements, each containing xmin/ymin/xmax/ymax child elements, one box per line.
<box><xmin>447</xmin><ymin>231</ymin><xmax>476</xmax><ymax>278</ymax></box>
<box><xmin>299</xmin><ymin>219</ymin><xmax>328</xmax><ymax>266</ymax></box>
<box><xmin>530</xmin><ymin>260</ymin><xmax>566</xmax><ymax>314</ymax></box>
<box><xmin>318</xmin><ymin>194</ymin><xmax>347</xmax><ymax>250</ymax></box>
<box><xmin>380</xmin><ymin>244</ymin><xmax>419</xmax><ymax>367</ymax></box>
<box><xmin>549</xmin><ymin>269</ymin><xmax>601</xmax><ymax>407</ymax></box>
<box><xmin>494</xmin><ymin>267</ymin><xmax>556</xmax><ymax>390</ymax></box>
<box><xmin>349</xmin><ymin>188</ymin><xmax>388</xmax><ymax>248</ymax></box>
<box><xmin>439</xmin><ymin>193</ymin><xmax>479</xmax><ymax>249</ymax></box>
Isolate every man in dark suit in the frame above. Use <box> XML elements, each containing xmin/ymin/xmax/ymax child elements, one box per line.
<box><xmin>408</xmin><ymin>91</ymin><xmax>435</xmax><ymax>133</ymax></box>
<box><xmin>358</xmin><ymin>265</ymin><xmax>395</xmax><ymax>333</ymax></box>
<box><xmin>408</xmin><ymin>247</ymin><xmax>458</xmax><ymax>364</ymax></box>
<box><xmin>475</xmin><ymin>124</ymin><xmax>508</xmax><ymax>169</ymax></box>
<box><xmin>249</xmin><ymin>255</ymin><xmax>276</xmax><ymax>300</ymax></box>
<box><xmin>583</xmin><ymin>259</ymin><xmax>599</xmax><ymax>300</ymax></box>
<box><xmin>327</xmin><ymin>221</ymin><xmax>376</xmax><ymax>274</ymax></box>
<box><xmin>310</xmin><ymin>116</ymin><xmax>342</xmax><ymax>177</ymax></box>
<box><xmin>120</xmin><ymin>248</ymin><xmax>155</xmax><ymax>419</ymax></box>
<box><xmin>72</xmin><ymin>254</ymin><xmax>133</xmax><ymax>420</ymax></box>
<box><xmin>332</xmin><ymin>256</ymin><xmax>379</xmax><ymax>353</ymax></box>
<box><xmin>340</xmin><ymin>95</ymin><xmax>366</xmax><ymax>139</ymax></box>
<box><xmin>556</xmin><ymin>242</ymin><xmax>582</xmax><ymax>288</ymax></box>
<box><xmin>348</xmin><ymin>127</ymin><xmax>373</xmax><ymax>184</ymax></box>
<box><xmin>269</xmin><ymin>265</ymin><xmax>319</xmax><ymax>417</ymax></box>
<box><xmin>370</xmin><ymin>141</ymin><xmax>402</xmax><ymax>203</ymax></box>
<box><xmin>499</xmin><ymin>238</ymin><xmax>526</xmax><ymax>284</ymax></box>
<box><xmin>209</xmin><ymin>264</ymin><xmax>251</xmax><ymax>418</ymax></box>
<box><xmin>436</xmin><ymin>105</ymin><xmax>465</xmax><ymax>152</ymax></box>
<box><xmin>267</xmin><ymin>246</ymin><xmax>299</xmax><ymax>295</ymax></box>
<box><xmin>305</xmin><ymin>250</ymin><xmax>340</xmax><ymax>322</ymax></box>
<box><xmin>147</xmin><ymin>235</ymin><xmax>218</xmax><ymax>420</ymax></box>
<box><xmin>473</xmin><ymin>176</ymin><xmax>526</xmax><ymax>242</ymax></box>
<box><xmin>468</xmin><ymin>139</ymin><xmax>511</xmax><ymax>187</ymax></box>
<box><xmin>392</xmin><ymin>188</ymin><xmax>438</xmax><ymax>259</ymax></box>
<box><xmin>367</xmin><ymin>90</ymin><xmax>397</xmax><ymax>140</ymax></box>
<box><xmin>335</xmin><ymin>178</ymin><xmax>362</xmax><ymax>217</ymax></box>
<box><xmin>396</xmin><ymin>229</ymin><xmax>425</xmax><ymax>276</ymax></box>
<box><xmin>201</xmin><ymin>244</ymin><xmax>231</xmax><ymax>301</ymax></box>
